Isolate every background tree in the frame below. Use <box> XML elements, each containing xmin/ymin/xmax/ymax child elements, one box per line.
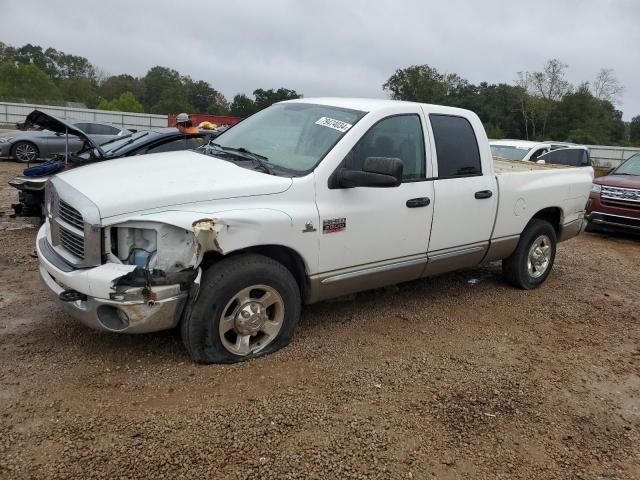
<box><xmin>517</xmin><ymin>59</ymin><xmax>572</xmax><ymax>138</ymax></box>
<box><xmin>98</xmin><ymin>74</ymin><xmax>143</xmax><ymax>102</ymax></box>
<box><xmin>97</xmin><ymin>91</ymin><xmax>144</xmax><ymax>113</ymax></box>
<box><xmin>473</xmin><ymin>83</ymin><xmax>524</xmax><ymax>139</ymax></box>
<box><xmin>0</xmin><ymin>62</ymin><xmax>63</xmax><ymax>102</ymax></box>
<box><xmin>252</xmin><ymin>88</ymin><xmax>302</xmax><ymax>111</ymax></box>
<box><xmin>383</xmin><ymin>64</ymin><xmax>468</xmax><ymax>104</ymax></box>
<box><xmin>229</xmin><ymin>89</ymin><xmax>301</xmax><ymax>117</ymax></box>
<box><xmin>184</xmin><ymin>78</ymin><xmax>228</xmax><ymax>114</ymax></box>
<box><xmin>230</xmin><ymin>94</ymin><xmax>256</xmax><ymax>117</ymax></box>
<box><xmin>140</xmin><ymin>66</ymin><xmax>186</xmax><ymax>112</ymax></box>
<box><xmin>0</xmin><ymin>41</ymin><xmax>634</xmax><ymax>145</ymax></box>
<box><xmin>629</xmin><ymin>115</ymin><xmax>640</xmax><ymax>144</ymax></box>
<box><xmin>0</xmin><ymin>42</ymin><xmax>17</xmax><ymax>64</ymax></box>
<box><xmin>547</xmin><ymin>83</ymin><xmax>625</xmax><ymax>144</ymax></box>
<box><xmin>57</xmin><ymin>77</ymin><xmax>100</xmax><ymax>107</ymax></box>
<box><xmin>591</xmin><ymin>68</ymin><xmax>624</xmax><ymax>105</ymax></box>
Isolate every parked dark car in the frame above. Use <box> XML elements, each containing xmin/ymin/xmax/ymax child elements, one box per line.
<box><xmin>0</xmin><ymin>112</ymin><xmax>131</xmax><ymax>163</ymax></box>
<box><xmin>586</xmin><ymin>153</ymin><xmax>640</xmax><ymax>233</ymax></box>
<box><xmin>9</xmin><ymin>111</ymin><xmax>220</xmax><ymax>218</ymax></box>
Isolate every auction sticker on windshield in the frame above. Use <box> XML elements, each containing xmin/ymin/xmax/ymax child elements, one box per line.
<box><xmin>315</xmin><ymin>117</ymin><xmax>353</xmax><ymax>133</ymax></box>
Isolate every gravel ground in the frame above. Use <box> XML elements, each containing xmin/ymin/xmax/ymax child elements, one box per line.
<box><xmin>0</xmin><ymin>161</ymin><xmax>638</xmax><ymax>479</ymax></box>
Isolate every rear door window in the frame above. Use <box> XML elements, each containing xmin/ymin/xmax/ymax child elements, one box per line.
<box><xmin>539</xmin><ymin>149</ymin><xmax>590</xmax><ymax>166</ymax></box>
<box><xmin>430</xmin><ymin>114</ymin><xmax>482</xmax><ymax>178</ymax></box>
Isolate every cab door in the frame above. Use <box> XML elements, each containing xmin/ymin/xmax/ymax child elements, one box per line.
<box><xmin>424</xmin><ymin>113</ymin><xmax>497</xmax><ymax>274</ymax></box>
<box><xmin>314</xmin><ymin>110</ymin><xmax>434</xmax><ymax>295</ymax></box>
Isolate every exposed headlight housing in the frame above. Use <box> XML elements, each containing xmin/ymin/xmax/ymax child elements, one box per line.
<box><xmin>590</xmin><ymin>184</ymin><xmax>602</xmax><ymax>194</ymax></box>
<box><xmin>104</xmin><ymin>222</ymin><xmax>197</xmax><ymax>272</ymax></box>
<box><xmin>0</xmin><ymin>137</ymin><xmax>14</xmax><ymax>143</ymax></box>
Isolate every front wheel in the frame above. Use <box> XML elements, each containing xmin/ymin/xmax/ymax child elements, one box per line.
<box><xmin>181</xmin><ymin>254</ymin><xmax>301</xmax><ymax>364</ymax></box>
<box><xmin>12</xmin><ymin>141</ymin><xmax>39</xmax><ymax>163</ymax></box>
<box><xmin>502</xmin><ymin>219</ymin><xmax>557</xmax><ymax>289</ymax></box>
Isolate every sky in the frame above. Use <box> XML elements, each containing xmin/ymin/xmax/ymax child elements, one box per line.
<box><xmin>3</xmin><ymin>0</ymin><xmax>639</xmax><ymax>119</ymax></box>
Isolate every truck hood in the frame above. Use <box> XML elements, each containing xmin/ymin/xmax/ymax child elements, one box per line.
<box><xmin>56</xmin><ymin>150</ymin><xmax>293</xmax><ymax>219</ymax></box>
<box><xmin>594</xmin><ymin>174</ymin><xmax>640</xmax><ymax>188</ymax></box>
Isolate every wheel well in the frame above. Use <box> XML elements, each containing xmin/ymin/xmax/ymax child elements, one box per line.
<box><xmin>11</xmin><ymin>140</ymin><xmax>38</xmax><ymax>150</ymax></box>
<box><xmin>531</xmin><ymin>207</ymin><xmax>562</xmax><ymax>235</ymax></box>
<box><xmin>200</xmin><ymin>245</ymin><xmax>309</xmax><ymax>302</ymax></box>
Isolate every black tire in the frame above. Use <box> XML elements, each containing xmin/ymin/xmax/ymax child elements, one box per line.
<box><xmin>11</xmin><ymin>141</ymin><xmax>39</xmax><ymax>163</ymax></box>
<box><xmin>502</xmin><ymin>219</ymin><xmax>557</xmax><ymax>289</ymax></box>
<box><xmin>181</xmin><ymin>254</ymin><xmax>301</xmax><ymax>364</ymax></box>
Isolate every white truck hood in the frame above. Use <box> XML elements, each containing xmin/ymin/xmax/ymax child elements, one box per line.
<box><xmin>57</xmin><ymin>150</ymin><xmax>293</xmax><ymax>219</ymax></box>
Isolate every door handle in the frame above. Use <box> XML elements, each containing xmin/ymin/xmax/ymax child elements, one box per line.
<box><xmin>406</xmin><ymin>197</ymin><xmax>431</xmax><ymax>208</ymax></box>
<box><xmin>474</xmin><ymin>190</ymin><xmax>493</xmax><ymax>199</ymax></box>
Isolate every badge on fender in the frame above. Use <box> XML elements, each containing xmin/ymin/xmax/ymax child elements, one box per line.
<box><xmin>323</xmin><ymin>218</ymin><xmax>346</xmax><ymax>234</ymax></box>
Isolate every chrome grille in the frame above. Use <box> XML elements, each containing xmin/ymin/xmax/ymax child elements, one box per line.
<box><xmin>58</xmin><ymin>199</ymin><xmax>84</xmax><ymax>230</ymax></box>
<box><xmin>47</xmin><ymin>177</ymin><xmax>102</xmax><ymax>268</ymax></box>
<box><xmin>60</xmin><ymin>227</ymin><xmax>85</xmax><ymax>259</ymax></box>
<box><xmin>602</xmin><ymin>186</ymin><xmax>640</xmax><ymax>204</ymax></box>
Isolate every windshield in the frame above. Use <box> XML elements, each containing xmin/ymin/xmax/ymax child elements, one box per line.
<box><xmin>613</xmin><ymin>154</ymin><xmax>640</xmax><ymax>176</ymax></box>
<box><xmin>205</xmin><ymin>102</ymin><xmax>367</xmax><ymax>174</ymax></box>
<box><xmin>490</xmin><ymin>145</ymin><xmax>531</xmax><ymax>161</ymax></box>
<box><xmin>101</xmin><ymin>131</ymin><xmax>159</xmax><ymax>156</ymax></box>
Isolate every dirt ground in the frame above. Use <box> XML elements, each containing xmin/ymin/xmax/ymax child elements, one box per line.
<box><xmin>0</xmin><ymin>161</ymin><xmax>638</xmax><ymax>480</ymax></box>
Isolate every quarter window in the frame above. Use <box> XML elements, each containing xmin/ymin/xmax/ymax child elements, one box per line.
<box><xmin>430</xmin><ymin>114</ymin><xmax>482</xmax><ymax>178</ymax></box>
<box><xmin>344</xmin><ymin>115</ymin><xmax>426</xmax><ymax>181</ymax></box>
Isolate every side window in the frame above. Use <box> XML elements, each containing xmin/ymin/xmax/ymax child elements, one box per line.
<box><xmin>185</xmin><ymin>136</ymin><xmax>207</xmax><ymax>150</ymax></box>
<box><xmin>73</xmin><ymin>122</ymin><xmax>90</xmax><ymax>133</ymax></box>
<box><xmin>430</xmin><ymin>114</ymin><xmax>482</xmax><ymax>178</ymax></box>
<box><xmin>344</xmin><ymin>115</ymin><xmax>426</xmax><ymax>181</ymax></box>
<box><xmin>145</xmin><ymin>138</ymin><xmax>191</xmax><ymax>154</ymax></box>
<box><xmin>539</xmin><ymin>149</ymin><xmax>590</xmax><ymax>166</ymax></box>
<box><xmin>86</xmin><ymin>124</ymin><xmax>120</xmax><ymax>135</ymax></box>
<box><xmin>530</xmin><ymin>148</ymin><xmax>548</xmax><ymax>161</ymax></box>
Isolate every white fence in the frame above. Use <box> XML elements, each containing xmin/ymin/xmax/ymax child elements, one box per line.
<box><xmin>0</xmin><ymin>102</ymin><xmax>168</xmax><ymax>131</ymax></box>
<box><xmin>587</xmin><ymin>145</ymin><xmax>640</xmax><ymax>169</ymax></box>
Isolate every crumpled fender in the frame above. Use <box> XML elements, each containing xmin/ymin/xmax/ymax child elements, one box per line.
<box><xmin>104</xmin><ymin>207</ymin><xmax>295</xmax><ymax>267</ymax></box>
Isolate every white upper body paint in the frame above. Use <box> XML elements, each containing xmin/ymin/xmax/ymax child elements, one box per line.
<box><xmin>47</xmin><ymin>97</ymin><xmax>594</xmax><ymax>283</ymax></box>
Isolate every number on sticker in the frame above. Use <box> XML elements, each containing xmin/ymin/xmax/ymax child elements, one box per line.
<box><xmin>315</xmin><ymin>117</ymin><xmax>353</xmax><ymax>133</ymax></box>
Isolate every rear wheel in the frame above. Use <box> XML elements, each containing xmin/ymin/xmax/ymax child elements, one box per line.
<box><xmin>502</xmin><ymin>219</ymin><xmax>557</xmax><ymax>289</ymax></box>
<box><xmin>181</xmin><ymin>254</ymin><xmax>301</xmax><ymax>364</ymax></box>
<box><xmin>11</xmin><ymin>141</ymin><xmax>39</xmax><ymax>163</ymax></box>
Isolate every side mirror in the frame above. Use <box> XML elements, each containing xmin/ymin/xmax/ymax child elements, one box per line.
<box><xmin>337</xmin><ymin>157</ymin><xmax>403</xmax><ymax>188</ymax></box>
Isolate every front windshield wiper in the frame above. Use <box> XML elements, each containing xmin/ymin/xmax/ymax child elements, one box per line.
<box><xmin>206</xmin><ymin>143</ymin><xmax>274</xmax><ymax>175</ymax></box>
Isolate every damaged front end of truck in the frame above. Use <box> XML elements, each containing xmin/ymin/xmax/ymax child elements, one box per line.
<box><xmin>37</xmin><ymin>178</ymin><xmax>228</xmax><ymax>334</ymax></box>
<box><xmin>92</xmin><ymin>218</ymin><xmax>226</xmax><ymax>332</ymax></box>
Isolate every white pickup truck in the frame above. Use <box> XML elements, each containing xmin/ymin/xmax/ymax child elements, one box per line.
<box><xmin>37</xmin><ymin>98</ymin><xmax>593</xmax><ymax>363</ymax></box>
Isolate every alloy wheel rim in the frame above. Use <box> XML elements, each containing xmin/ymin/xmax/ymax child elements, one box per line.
<box><xmin>15</xmin><ymin>143</ymin><xmax>37</xmax><ymax>162</ymax></box>
<box><xmin>218</xmin><ymin>284</ymin><xmax>285</xmax><ymax>356</ymax></box>
<box><xmin>527</xmin><ymin>234</ymin><xmax>552</xmax><ymax>279</ymax></box>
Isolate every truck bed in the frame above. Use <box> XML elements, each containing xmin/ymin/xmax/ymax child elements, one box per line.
<box><xmin>491</xmin><ymin>158</ymin><xmax>594</xmax><ymax>239</ymax></box>
<box><xmin>493</xmin><ymin>158</ymin><xmax>570</xmax><ymax>174</ymax></box>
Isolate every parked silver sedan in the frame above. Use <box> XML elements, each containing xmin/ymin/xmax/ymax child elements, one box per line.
<box><xmin>0</xmin><ymin>114</ymin><xmax>131</xmax><ymax>163</ymax></box>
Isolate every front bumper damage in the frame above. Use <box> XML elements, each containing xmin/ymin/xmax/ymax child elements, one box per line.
<box><xmin>37</xmin><ymin>225</ymin><xmax>200</xmax><ymax>334</ymax></box>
